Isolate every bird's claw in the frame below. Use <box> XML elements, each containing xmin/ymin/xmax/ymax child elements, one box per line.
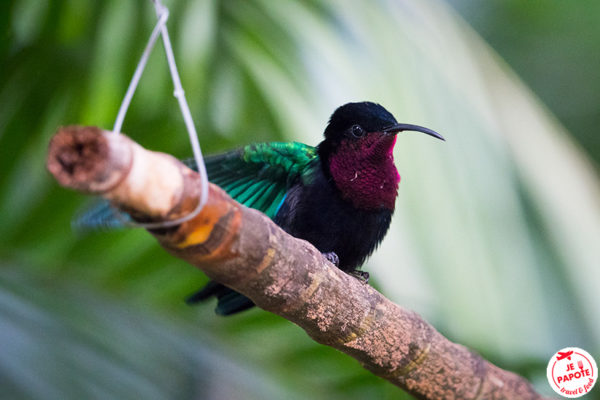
<box><xmin>323</xmin><ymin>251</ymin><xmax>340</xmax><ymax>267</ymax></box>
<box><xmin>323</xmin><ymin>252</ymin><xmax>369</xmax><ymax>284</ymax></box>
<box><xmin>349</xmin><ymin>270</ymin><xmax>370</xmax><ymax>284</ymax></box>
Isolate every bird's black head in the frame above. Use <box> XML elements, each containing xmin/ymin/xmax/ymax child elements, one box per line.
<box><xmin>323</xmin><ymin>102</ymin><xmax>398</xmax><ymax>141</ymax></box>
<box><xmin>323</xmin><ymin>101</ymin><xmax>444</xmax><ymax>142</ymax></box>
<box><xmin>319</xmin><ymin>101</ymin><xmax>443</xmax><ymax>156</ymax></box>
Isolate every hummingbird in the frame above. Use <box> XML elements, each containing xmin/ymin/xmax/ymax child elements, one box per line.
<box><xmin>78</xmin><ymin>102</ymin><xmax>444</xmax><ymax>315</ymax></box>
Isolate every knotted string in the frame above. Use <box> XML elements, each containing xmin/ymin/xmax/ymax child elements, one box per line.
<box><xmin>110</xmin><ymin>0</ymin><xmax>209</xmax><ymax>229</ymax></box>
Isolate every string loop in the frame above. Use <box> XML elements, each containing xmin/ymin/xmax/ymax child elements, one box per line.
<box><xmin>110</xmin><ymin>0</ymin><xmax>209</xmax><ymax>229</ymax></box>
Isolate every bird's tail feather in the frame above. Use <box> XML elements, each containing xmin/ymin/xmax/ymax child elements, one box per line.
<box><xmin>186</xmin><ymin>281</ymin><xmax>255</xmax><ymax>316</ymax></box>
<box><xmin>72</xmin><ymin>199</ymin><xmax>129</xmax><ymax>232</ymax></box>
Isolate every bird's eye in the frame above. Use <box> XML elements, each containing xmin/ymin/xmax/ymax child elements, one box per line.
<box><xmin>350</xmin><ymin>124</ymin><xmax>365</xmax><ymax>138</ymax></box>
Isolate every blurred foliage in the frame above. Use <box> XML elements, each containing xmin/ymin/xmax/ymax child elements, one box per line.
<box><xmin>1</xmin><ymin>0</ymin><xmax>599</xmax><ymax>399</ymax></box>
<box><xmin>447</xmin><ymin>0</ymin><xmax>600</xmax><ymax>169</ymax></box>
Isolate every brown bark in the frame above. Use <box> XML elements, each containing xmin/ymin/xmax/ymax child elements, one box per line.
<box><xmin>47</xmin><ymin>126</ymin><xmax>550</xmax><ymax>400</ymax></box>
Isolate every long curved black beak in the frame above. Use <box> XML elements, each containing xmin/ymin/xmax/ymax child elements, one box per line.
<box><xmin>383</xmin><ymin>123</ymin><xmax>445</xmax><ymax>141</ymax></box>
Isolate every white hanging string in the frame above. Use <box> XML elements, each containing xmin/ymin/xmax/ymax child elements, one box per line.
<box><xmin>110</xmin><ymin>0</ymin><xmax>209</xmax><ymax>229</ymax></box>
<box><xmin>111</xmin><ymin>6</ymin><xmax>167</xmax><ymax>135</ymax></box>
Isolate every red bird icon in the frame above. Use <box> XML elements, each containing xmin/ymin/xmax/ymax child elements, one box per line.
<box><xmin>557</xmin><ymin>351</ymin><xmax>573</xmax><ymax>361</ymax></box>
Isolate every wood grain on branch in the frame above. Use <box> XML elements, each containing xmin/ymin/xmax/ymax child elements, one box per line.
<box><xmin>47</xmin><ymin>126</ymin><xmax>548</xmax><ymax>400</ymax></box>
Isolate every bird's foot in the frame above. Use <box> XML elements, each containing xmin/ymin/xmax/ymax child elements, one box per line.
<box><xmin>349</xmin><ymin>269</ymin><xmax>370</xmax><ymax>284</ymax></box>
<box><xmin>323</xmin><ymin>251</ymin><xmax>340</xmax><ymax>267</ymax></box>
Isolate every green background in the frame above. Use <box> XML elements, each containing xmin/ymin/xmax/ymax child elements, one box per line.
<box><xmin>1</xmin><ymin>1</ymin><xmax>599</xmax><ymax>399</ymax></box>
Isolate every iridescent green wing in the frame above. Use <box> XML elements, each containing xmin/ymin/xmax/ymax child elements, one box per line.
<box><xmin>75</xmin><ymin>142</ymin><xmax>318</xmax><ymax>231</ymax></box>
<box><xmin>187</xmin><ymin>142</ymin><xmax>318</xmax><ymax>218</ymax></box>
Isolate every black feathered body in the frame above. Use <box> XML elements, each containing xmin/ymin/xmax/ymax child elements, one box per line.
<box><xmin>274</xmin><ymin>161</ymin><xmax>392</xmax><ymax>272</ymax></box>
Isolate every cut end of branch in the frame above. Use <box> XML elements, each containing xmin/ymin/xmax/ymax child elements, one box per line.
<box><xmin>47</xmin><ymin>126</ymin><xmax>131</xmax><ymax>193</ymax></box>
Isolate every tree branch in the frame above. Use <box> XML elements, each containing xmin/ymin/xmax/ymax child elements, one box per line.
<box><xmin>47</xmin><ymin>126</ymin><xmax>548</xmax><ymax>400</ymax></box>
